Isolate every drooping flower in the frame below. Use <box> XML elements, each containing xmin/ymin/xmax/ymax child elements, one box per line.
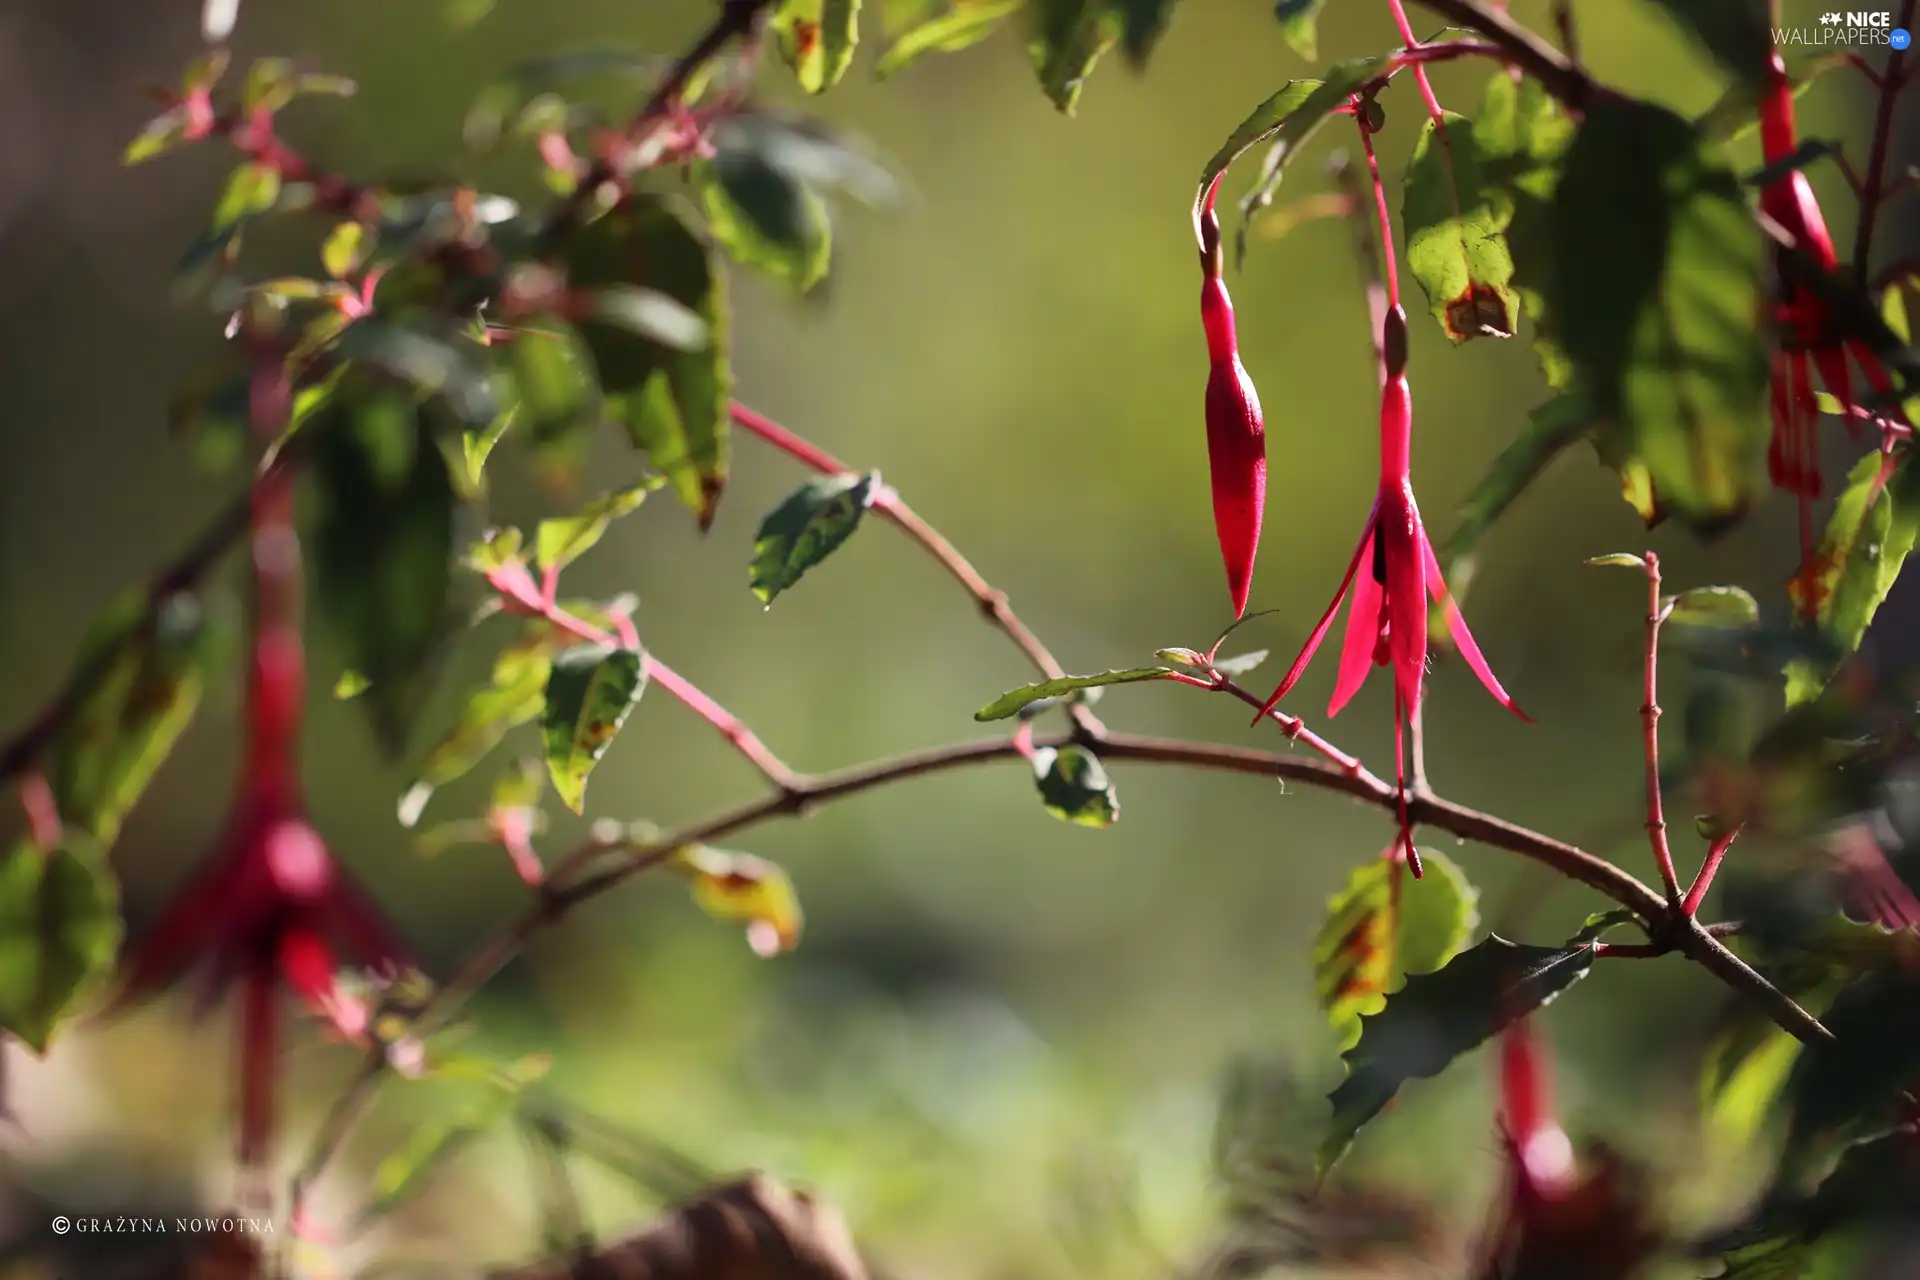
<box><xmin>1197</xmin><ymin>186</ymin><xmax>1268</xmax><ymax>620</ymax></box>
<box><xmin>107</xmin><ymin>464</ymin><xmax>409</xmax><ymax>1172</ymax></box>
<box><xmin>1757</xmin><ymin>50</ymin><xmax>1908</xmax><ymax>603</ymax></box>
<box><xmin>1253</xmin><ymin>307</ymin><xmax>1526</xmax><ymax>872</ymax></box>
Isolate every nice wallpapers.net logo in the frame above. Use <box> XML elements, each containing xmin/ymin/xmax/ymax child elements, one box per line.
<box><xmin>1777</xmin><ymin>10</ymin><xmax>1913</xmax><ymax>46</ymax></box>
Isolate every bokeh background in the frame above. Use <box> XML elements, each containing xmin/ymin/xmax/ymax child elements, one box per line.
<box><xmin>0</xmin><ymin>0</ymin><xmax>1914</xmax><ymax>1275</ymax></box>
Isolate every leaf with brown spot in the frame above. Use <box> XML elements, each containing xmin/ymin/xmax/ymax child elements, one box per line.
<box><xmin>1314</xmin><ymin>850</ymin><xmax>1478</xmax><ymax>1051</ymax></box>
<box><xmin>1403</xmin><ymin>111</ymin><xmax>1519</xmax><ymax>344</ymax></box>
<box><xmin>541</xmin><ymin>644</ymin><xmax>648</xmax><ymax>813</ymax></box>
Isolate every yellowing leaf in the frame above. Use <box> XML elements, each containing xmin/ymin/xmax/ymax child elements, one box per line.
<box><xmin>671</xmin><ymin>845</ymin><xmax>804</xmax><ymax>956</ymax></box>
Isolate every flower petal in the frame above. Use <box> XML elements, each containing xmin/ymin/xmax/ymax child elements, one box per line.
<box><xmin>1251</xmin><ymin>498</ymin><xmax>1380</xmax><ymax>724</ymax></box>
<box><xmin>1329</xmin><ymin>527</ymin><xmax>1385</xmax><ymax>717</ymax></box>
<box><xmin>1381</xmin><ymin>489</ymin><xmax>1428</xmax><ymax>713</ymax></box>
<box><xmin>1421</xmin><ymin>531</ymin><xmax>1530</xmax><ymax>721</ymax></box>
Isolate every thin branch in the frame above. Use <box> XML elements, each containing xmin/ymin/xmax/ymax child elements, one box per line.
<box><xmin>728</xmin><ymin>401</ymin><xmax>1106</xmax><ymax>738</ymax></box>
<box><xmin>1639</xmin><ymin>553</ymin><xmax>1683</xmax><ymax>907</ymax></box>
<box><xmin>1407</xmin><ymin>0</ymin><xmax>1594</xmax><ymax>108</ymax></box>
<box><xmin>1852</xmin><ymin>0</ymin><xmax>1917</xmax><ymax>285</ymax></box>
<box><xmin>1682</xmin><ymin>823</ymin><xmax>1744</xmax><ymax>918</ymax></box>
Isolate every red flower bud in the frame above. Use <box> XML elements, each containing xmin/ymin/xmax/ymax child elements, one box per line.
<box><xmin>1199</xmin><ymin>212</ymin><xmax>1267</xmax><ymax>619</ymax></box>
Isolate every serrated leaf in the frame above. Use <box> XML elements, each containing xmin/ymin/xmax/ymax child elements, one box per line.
<box><xmin>398</xmin><ymin>639</ymin><xmax>554</xmax><ymax>827</ymax></box>
<box><xmin>1275</xmin><ymin>0</ymin><xmax>1325</xmax><ymax>59</ymax></box>
<box><xmin>749</xmin><ymin>472</ymin><xmax>878</xmax><ymax>604</ymax></box>
<box><xmin>1472</xmin><ymin>72</ymin><xmax>1575</xmax><ymax>386</ymax></box>
<box><xmin>46</xmin><ymin>593</ymin><xmax>216</xmax><ymax>846</ymax></box>
<box><xmin>773</xmin><ymin>0</ymin><xmax>862</xmax><ymax>92</ymax></box>
<box><xmin>310</xmin><ymin>387</ymin><xmax>459</xmax><ymax>749</ymax></box>
<box><xmin>697</xmin><ymin>152</ymin><xmax>831</xmax><ymax>292</ymax></box>
<box><xmin>1322</xmin><ymin>934</ymin><xmax>1596</xmax><ymax>1173</ymax></box>
<box><xmin>874</xmin><ymin>0</ymin><xmax>1020</xmax><ymax>77</ymax></box>
<box><xmin>571</xmin><ymin>202</ymin><xmax>730</xmax><ymax>526</ymax></box>
<box><xmin>1437</xmin><ymin>394</ymin><xmax>1593</xmax><ymax>566</ymax></box>
<box><xmin>536</xmin><ymin>481</ymin><xmax>652</xmax><ymax>574</ymax></box>
<box><xmin>1314</xmin><ymin>851</ymin><xmax>1478</xmax><ymax>1051</ymax></box>
<box><xmin>0</xmin><ymin>838</ymin><xmax>123</xmax><ymax>1054</ymax></box>
<box><xmin>1032</xmin><ymin>745</ymin><xmax>1119</xmax><ymax>827</ymax></box>
<box><xmin>975</xmin><ymin>668</ymin><xmax>1175</xmax><ymax>720</ymax></box>
<box><xmin>1550</xmin><ymin>99</ymin><xmax>1769</xmax><ymax>531</ymax></box>
<box><xmin>1670</xmin><ymin>584</ymin><xmax>1761</xmax><ymax>628</ymax></box>
<box><xmin>1403</xmin><ymin>111</ymin><xmax>1519</xmax><ymax>343</ymax></box>
<box><xmin>1785</xmin><ymin>453</ymin><xmax>1920</xmax><ymax>705</ymax></box>
<box><xmin>1027</xmin><ymin>0</ymin><xmax>1121</xmax><ymax>114</ymax></box>
<box><xmin>671</xmin><ymin>845</ymin><xmax>805</xmax><ymax>956</ymax></box>
<box><xmin>1642</xmin><ymin>0</ymin><xmax>1770</xmax><ymax>89</ymax></box>
<box><xmin>542</xmin><ymin>644</ymin><xmax>647</xmax><ymax>813</ymax></box>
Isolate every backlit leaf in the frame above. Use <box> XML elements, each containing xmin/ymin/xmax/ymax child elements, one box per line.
<box><xmin>1403</xmin><ymin>111</ymin><xmax>1519</xmax><ymax>343</ymax></box>
<box><xmin>1322</xmin><ymin>933</ymin><xmax>1596</xmax><ymax>1173</ymax></box>
<box><xmin>1314</xmin><ymin>851</ymin><xmax>1478</xmax><ymax>1050</ymax></box>
<box><xmin>1274</xmin><ymin>0</ymin><xmax>1326</xmax><ymax>60</ymax></box>
<box><xmin>773</xmin><ymin>0</ymin><xmax>862</xmax><ymax>93</ymax></box>
<box><xmin>696</xmin><ymin>152</ymin><xmax>832</xmax><ymax>292</ymax></box>
<box><xmin>875</xmin><ymin>0</ymin><xmax>1020</xmax><ymax>77</ymax></box>
<box><xmin>0</xmin><ymin>838</ymin><xmax>122</xmax><ymax>1054</ymax></box>
<box><xmin>536</xmin><ymin>481</ymin><xmax>654</xmax><ymax>575</ymax></box>
<box><xmin>398</xmin><ymin>638</ymin><xmax>555</xmax><ymax>828</ymax></box>
<box><xmin>1032</xmin><ymin>744</ymin><xmax>1119</xmax><ymax>827</ymax></box>
<box><xmin>542</xmin><ymin>644</ymin><xmax>647</xmax><ymax>814</ymax></box>
<box><xmin>749</xmin><ymin>472</ymin><xmax>878</xmax><ymax>604</ymax></box>
<box><xmin>671</xmin><ymin>845</ymin><xmax>805</xmax><ymax>956</ymax></box>
<box><xmin>1027</xmin><ymin>0</ymin><xmax>1121</xmax><ymax>114</ymax></box>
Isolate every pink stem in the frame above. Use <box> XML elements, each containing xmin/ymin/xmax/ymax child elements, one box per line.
<box><xmin>1386</xmin><ymin>0</ymin><xmax>1448</xmax><ymax>124</ymax></box>
<box><xmin>1682</xmin><ymin>824</ymin><xmax>1744</xmax><ymax>917</ymax></box>
<box><xmin>1638</xmin><ymin>554</ymin><xmax>1683</xmax><ymax>907</ymax></box>
<box><xmin>1356</xmin><ymin>110</ymin><xmax>1402</xmax><ymax>310</ymax></box>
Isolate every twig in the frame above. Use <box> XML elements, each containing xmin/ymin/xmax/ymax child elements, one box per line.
<box><xmin>1407</xmin><ymin>0</ymin><xmax>1594</xmax><ymax>107</ymax></box>
<box><xmin>728</xmin><ymin>402</ymin><xmax>1106</xmax><ymax>739</ymax></box>
<box><xmin>1852</xmin><ymin>0</ymin><xmax>1916</xmax><ymax>286</ymax></box>
<box><xmin>1682</xmin><ymin>823</ymin><xmax>1744</xmax><ymax>918</ymax></box>
<box><xmin>1638</xmin><ymin>553</ymin><xmax>1683</xmax><ymax>907</ymax></box>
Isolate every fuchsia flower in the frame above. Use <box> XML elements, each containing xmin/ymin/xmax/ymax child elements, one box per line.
<box><xmin>108</xmin><ymin>468</ymin><xmax>408</xmax><ymax>1171</ymax></box>
<box><xmin>1757</xmin><ymin>51</ymin><xmax>1908</xmax><ymax>601</ymax></box>
<box><xmin>1196</xmin><ymin>191</ymin><xmax>1268</xmax><ymax>620</ymax></box>
<box><xmin>1253</xmin><ymin>307</ymin><xmax>1526</xmax><ymax>872</ymax></box>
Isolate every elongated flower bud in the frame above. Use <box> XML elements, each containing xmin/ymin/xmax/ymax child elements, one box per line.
<box><xmin>1199</xmin><ymin>209</ymin><xmax>1267</xmax><ymax>618</ymax></box>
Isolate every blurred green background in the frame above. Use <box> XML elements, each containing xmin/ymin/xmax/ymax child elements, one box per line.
<box><xmin>0</xmin><ymin>0</ymin><xmax>1908</xmax><ymax>1275</ymax></box>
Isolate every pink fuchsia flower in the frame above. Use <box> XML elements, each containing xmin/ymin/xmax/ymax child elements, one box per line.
<box><xmin>1253</xmin><ymin>308</ymin><xmax>1526</xmax><ymax>872</ymax></box>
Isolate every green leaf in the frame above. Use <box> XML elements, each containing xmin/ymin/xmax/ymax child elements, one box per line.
<box><xmin>321</xmin><ymin>222</ymin><xmax>368</xmax><ymax>279</ymax></box>
<box><xmin>1031</xmin><ymin>745</ymin><xmax>1119</xmax><ymax>827</ymax></box>
<box><xmin>310</xmin><ymin>387</ymin><xmax>460</xmax><ymax>749</ymax></box>
<box><xmin>874</xmin><ymin>0</ymin><xmax>1021</xmax><ymax>77</ymax></box>
<box><xmin>1210</xmin><ymin>649</ymin><xmax>1268</xmax><ymax>677</ymax></box>
<box><xmin>1191</xmin><ymin>59</ymin><xmax>1382</xmax><ymax>264</ymax></box>
<box><xmin>536</xmin><ymin>481</ymin><xmax>653</xmax><ymax>575</ymax></box>
<box><xmin>46</xmin><ymin>593</ymin><xmax>216</xmax><ymax>846</ymax></box>
<box><xmin>1642</xmin><ymin>0</ymin><xmax>1771</xmax><ymax>89</ymax></box>
<box><xmin>1112</xmin><ymin>0</ymin><xmax>1176</xmax><ymax>65</ymax></box>
<box><xmin>505</xmin><ymin>322</ymin><xmax>599</xmax><ymax>475</ymax></box>
<box><xmin>585</xmin><ymin>287</ymin><xmax>710</xmax><ymax>351</ymax></box>
<box><xmin>749</xmin><ymin>472</ymin><xmax>879</xmax><ymax>604</ymax></box>
<box><xmin>1472</xmin><ymin>72</ymin><xmax>1576</xmax><ymax>386</ymax></box>
<box><xmin>571</xmin><ymin>202</ymin><xmax>730</xmax><ymax>526</ymax></box>
<box><xmin>0</xmin><ymin>838</ymin><xmax>123</xmax><ymax>1054</ymax></box>
<box><xmin>212</xmin><ymin>162</ymin><xmax>283</xmax><ymax>233</ymax></box>
<box><xmin>1784</xmin><ymin>453</ymin><xmax>1920</xmax><ymax>705</ymax></box>
<box><xmin>773</xmin><ymin>0</ymin><xmax>862</xmax><ymax>92</ymax></box>
<box><xmin>463</xmin><ymin>405</ymin><xmax>517</xmax><ymax>492</ymax></box>
<box><xmin>1550</xmin><ymin>99</ymin><xmax>1769</xmax><ymax>532</ymax></box>
<box><xmin>1706</xmin><ymin>1021</ymin><xmax>1803</xmax><ymax>1148</ymax></box>
<box><xmin>330</xmin><ymin>320</ymin><xmax>500</xmax><ymax>429</ymax></box>
<box><xmin>1669</xmin><ymin>584</ymin><xmax>1761</xmax><ymax>628</ymax></box>
<box><xmin>1314</xmin><ymin>851</ymin><xmax>1478</xmax><ymax>1051</ymax></box>
<box><xmin>1274</xmin><ymin>0</ymin><xmax>1326</xmax><ymax>60</ymax></box>
<box><xmin>1403</xmin><ymin>111</ymin><xmax>1519</xmax><ymax>343</ymax></box>
<box><xmin>670</xmin><ymin>846</ymin><xmax>805</xmax><ymax>955</ymax></box>
<box><xmin>356</xmin><ymin>1087</ymin><xmax>524</xmax><ymax>1228</ymax></box>
<box><xmin>124</xmin><ymin>108</ymin><xmax>190</xmax><ymax>165</ymax></box>
<box><xmin>1779</xmin><ymin>970</ymin><xmax>1920</xmax><ymax>1170</ymax></box>
<box><xmin>542</xmin><ymin>644</ymin><xmax>647</xmax><ymax>814</ymax></box>
<box><xmin>1585</xmin><ymin>553</ymin><xmax>1648</xmax><ymax>568</ymax></box>
<box><xmin>491</xmin><ymin>755</ymin><xmax>547</xmax><ymax>813</ymax></box>
<box><xmin>1437</xmin><ymin>394</ymin><xmax>1593</xmax><ymax>565</ymax></box>
<box><xmin>398</xmin><ymin>639</ymin><xmax>555</xmax><ymax>828</ymax></box>
<box><xmin>1027</xmin><ymin>0</ymin><xmax>1121</xmax><ymax>114</ymax></box>
<box><xmin>696</xmin><ymin>152</ymin><xmax>832</xmax><ymax>292</ymax></box>
<box><xmin>1322</xmin><ymin>934</ymin><xmax>1596</xmax><ymax>1173</ymax></box>
<box><xmin>974</xmin><ymin>668</ymin><xmax>1176</xmax><ymax>720</ymax></box>
<box><xmin>334</xmin><ymin>670</ymin><xmax>370</xmax><ymax>700</ymax></box>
